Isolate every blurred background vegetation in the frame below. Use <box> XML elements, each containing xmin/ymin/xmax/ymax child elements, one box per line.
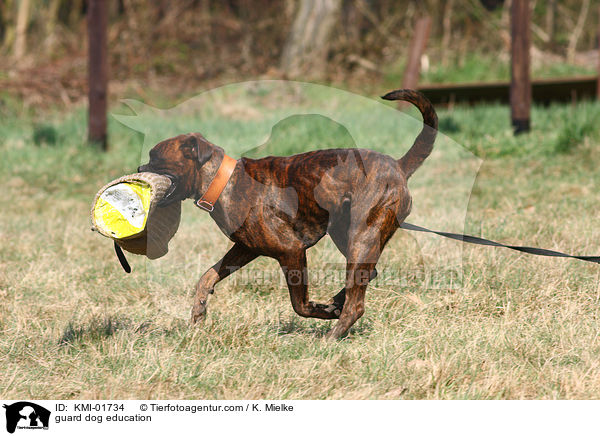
<box><xmin>0</xmin><ymin>0</ymin><xmax>597</xmax><ymax>109</ymax></box>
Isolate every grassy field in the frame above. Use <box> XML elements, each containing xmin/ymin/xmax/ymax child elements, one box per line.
<box><xmin>1</xmin><ymin>84</ymin><xmax>600</xmax><ymax>399</ymax></box>
<box><xmin>382</xmin><ymin>51</ymin><xmax>596</xmax><ymax>89</ymax></box>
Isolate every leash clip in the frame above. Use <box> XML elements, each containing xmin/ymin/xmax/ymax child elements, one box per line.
<box><xmin>196</xmin><ymin>198</ymin><xmax>214</xmax><ymax>212</ymax></box>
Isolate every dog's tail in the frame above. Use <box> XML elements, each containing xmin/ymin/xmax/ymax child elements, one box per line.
<box><xmin>381</xmin><ymin>89</ymin><xmax>438</xmax><ymax>179</ymax></box>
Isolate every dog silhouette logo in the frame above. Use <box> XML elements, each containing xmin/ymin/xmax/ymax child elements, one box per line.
<box><xmin>2</xmin><ymin>402</ymin><xmax>50</xmax><ymax>433</ymax></box>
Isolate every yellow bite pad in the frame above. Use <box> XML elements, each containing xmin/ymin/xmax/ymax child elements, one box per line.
<box><xmin>93</xmin><ymin>181</ymin><xmax>152</xmax><ymax>239</ymax></box>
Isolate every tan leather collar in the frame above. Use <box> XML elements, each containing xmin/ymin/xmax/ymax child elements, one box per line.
<box><xmin>195</xmin><ymin>154</ymin><xmax>237</xmax><ymax>212</ymax></box>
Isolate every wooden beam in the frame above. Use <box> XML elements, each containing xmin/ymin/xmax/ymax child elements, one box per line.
<box><xmin>418</xmin><ymin>76</ymin><xmax>597</xmax><ymax>105</ymax></box>
<box><xmin>510</xmin><ymin>0</ymin><xmax>531</xmax><ymax>134</ymax></box>
<box><xmin>88</xmin><ymin>0</ymin><xmax>108</xmax><ymax>149</ymax></box>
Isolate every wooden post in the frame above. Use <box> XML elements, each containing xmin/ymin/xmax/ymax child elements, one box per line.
<box><xmin>597</xmin><ymin>4</ymin><xmax>600</xmax><ymax>100</ymax></box>
<box><xmin>88</xmin><ymin>0</ymin><xmax>108</xmax><ymax>149</ymax></box>
<box><xmin>510</xmin><ymin>0</ymin><xmax>531</xmax><ymax>134</ymax></box>
<box><xmin>402</xmin><ymin>16</ymin><xmax>431</xmax><ymax>92</ymax></box>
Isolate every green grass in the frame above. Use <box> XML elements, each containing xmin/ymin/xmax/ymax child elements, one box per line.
<box><xmin>2</xmin><ymin>86</ymin><xmax>600</xmax><ymax>399</ymax></box>
<box><xmin>384</xmin><ymin>52</ymin><xmax>595</xmax><ymax>86</ymax></box>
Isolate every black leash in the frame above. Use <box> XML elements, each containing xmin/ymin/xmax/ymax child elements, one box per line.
<box><xmin>112</xmin><ymin>221</ymin><xmax>599</xmax><ymax>274</ymax></box>
<box><xmin>400</xmin><ymin>222</ymin><xmax>600</xmax><ymax>264</ymax></box>
<box><xmin>114</xmin><ymin>241</ymin><xmax>132</xmax><ymax>273</ymax></box>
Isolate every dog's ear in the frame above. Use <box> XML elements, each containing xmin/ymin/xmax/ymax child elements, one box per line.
<box><xmin>181</xmin><ymin>134</ymin><xmax>213</xmax><ymax>166</ymax></box>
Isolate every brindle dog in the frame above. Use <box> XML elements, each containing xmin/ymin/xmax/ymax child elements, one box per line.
<box><xmin>138</xmin><ymin>89</ymin><xmax>438</xmax><ymax>339</ymax></box>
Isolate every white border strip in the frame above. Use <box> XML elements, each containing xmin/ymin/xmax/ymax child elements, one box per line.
<box><xmin>0</xmin><ymin>400</ymin><xmax>595</xmax><ymax>435</ymax></box>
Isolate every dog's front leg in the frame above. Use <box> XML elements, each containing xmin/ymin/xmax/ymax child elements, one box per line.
<box><xmin>191</xmin><ymin>242</ymin><xmax>258</xmax><ymax>323</ymax></box>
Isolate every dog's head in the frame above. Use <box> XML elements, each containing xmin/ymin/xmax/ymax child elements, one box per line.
<box><xmin>138</xmin><ymin>133</ymin><xmax>216</xmax><ymax>206</ymax></box>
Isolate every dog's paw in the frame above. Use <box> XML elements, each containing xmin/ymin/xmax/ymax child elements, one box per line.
<box><xmin>323</xmin><ymin>303</ymin><xmax>342</xmax><ymax>318</ymax></box>
<box><xmin>190</xmin><ymin>300</ymin><xmax>208</xmax><ymax>324</ymax></box>
<box><xmin>323</xmin><ymin>294</ymin><xmax>344</xmax><ymax>316</ymax></box>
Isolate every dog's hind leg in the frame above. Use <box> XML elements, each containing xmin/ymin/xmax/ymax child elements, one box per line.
<box><xmin>325</xmin><ymin>209</ymin><xmax>398</xmax><ymax>340</ymax></box>
<box><xmin>327</xmin><ymin>229</ymin><xmax>378</xmax><ymax>316</ymax></box>
<box><xmin>326</xmin><ymin>208</ymin><xmax>377</xmax><ymax>316</ymax></box>
<box><xmin>191</xmin><ymin>242</ymin><xmax>258</xmax><ymax>323</ymax></box>
<box><xmin>279</xmin><ymin>250</ymin><xmax>340</xmax><ymax>320</ymax></box>
<box><xmin>324</xmin><ymin>249</ymin><xmax>378</xmax><ymax>340</ymax></box>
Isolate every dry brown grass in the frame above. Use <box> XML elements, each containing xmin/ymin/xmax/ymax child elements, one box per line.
<box><xmin>1</xmin><ymin>93</ymin><xmax>600</xmax><ymax>399</ymax></box>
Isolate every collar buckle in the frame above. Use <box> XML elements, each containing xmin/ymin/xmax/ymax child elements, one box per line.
<box><xmin>195</xmin><ymin>199</ymin><xmax>214</xmax><ymax>212</ymax></box>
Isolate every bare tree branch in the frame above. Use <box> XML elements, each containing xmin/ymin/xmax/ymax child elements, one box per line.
<box><xmin>567</xmin><ymin>0</ymin><xmax>590</xmax><ymax>64</ymax></box>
